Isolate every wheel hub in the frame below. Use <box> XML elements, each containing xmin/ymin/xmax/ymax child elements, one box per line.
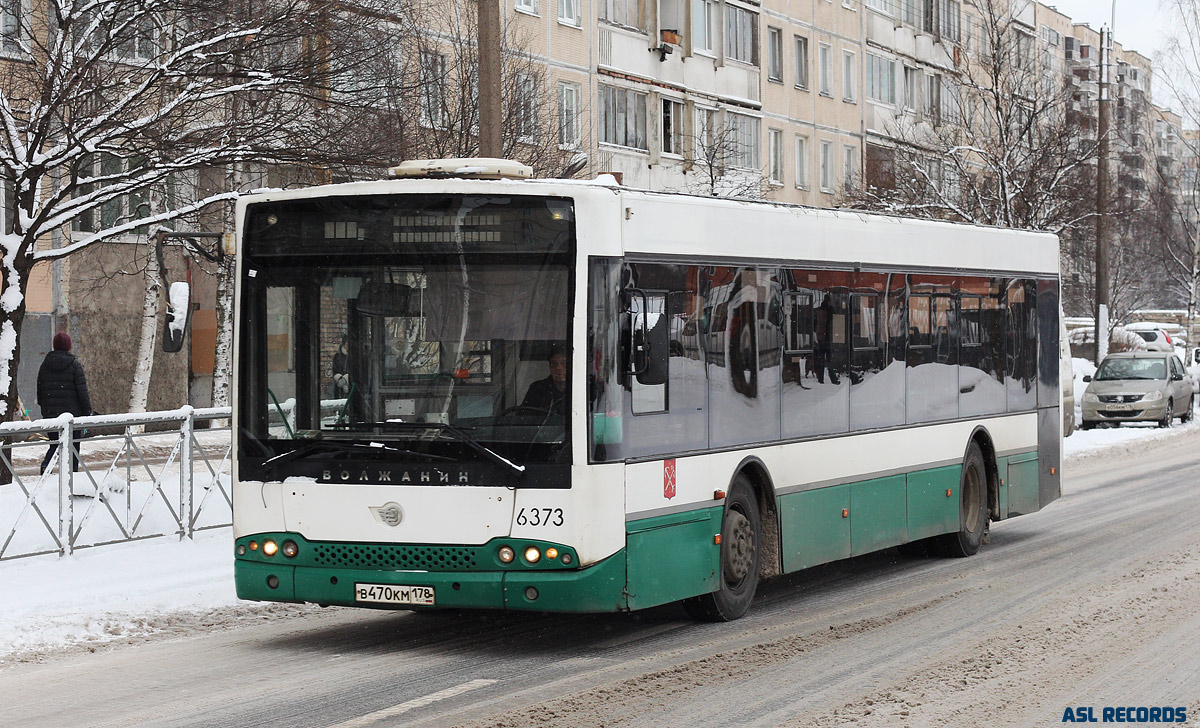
<box><xmin>723</xmin><ymin>510</ymin><xmax>754</xmax><ymax>584</ymax></box>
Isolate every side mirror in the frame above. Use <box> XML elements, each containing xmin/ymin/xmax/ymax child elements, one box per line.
<box><xmin>1172</xmin><ymin>372</ymin><xmax>1184</xmax><ymax>381</ymax></box>
<box><xmin>626</xmin><ymin>289</ymin><xmax>669</xmax><ymax>386</ymax></box>
<box><xmin>162</xmin><ymin>282</ymin><xmax>191</xmax><ymax>353</ymax></box>
<box><xmin>1082</xmin><ymin>375</ymin><xmax>1092</xmax><ymax>383</ymax></box>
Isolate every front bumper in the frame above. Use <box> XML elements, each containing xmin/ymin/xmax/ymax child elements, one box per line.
<box><xmin>234</xmin><ymin>532</ymin><xmax>628</xmax><ymax>613</ymax></box>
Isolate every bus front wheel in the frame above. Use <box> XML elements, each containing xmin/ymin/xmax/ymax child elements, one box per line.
<box><xmin>934</xmin><ymin>442</ymin><xmax>989</xmax><ymax>558</ymax></box>
<box><xmin>684</xmin><ymin>476</ymin><xmax>761</xmax><ymax>621</ymax></box>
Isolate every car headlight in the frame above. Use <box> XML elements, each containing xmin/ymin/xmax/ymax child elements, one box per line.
<box><xmin>1141</xmin><ymin>390</ymin><xmax>1164</xmax><ymax>402</ymax></box>
<box><xmin>1083</xmin><ymin>392</ymin><xmax>1100</xmax><ymax>403</ymax></box>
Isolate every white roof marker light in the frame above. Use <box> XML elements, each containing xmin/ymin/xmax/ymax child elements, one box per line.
<box><xmin>387</xmin><ymin>158</ymin><xmax>534</xmax><ymax>180</ymax></box>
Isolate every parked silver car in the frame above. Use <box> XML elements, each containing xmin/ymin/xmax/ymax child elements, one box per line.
<box><xmin>1081</xmin><ymin>352</ymin><xmax>1196</xmax><ymax>429</ymax></box>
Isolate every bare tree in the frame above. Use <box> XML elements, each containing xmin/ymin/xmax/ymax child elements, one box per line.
<box><xmin>327</xmin><ymin>1</ymin><xmax>582</xmax><ymax>179</ymax></box>
<box><xmin>1156</xmin><ymin>0</ymin><xmax>1200</xmax><ymax>335</ymax></box>
<box><xmin>850</xmin><ymin>0</ymin><xmax>1098</xmax><ymax>234</ymax></box>
<box><xmin>677</xmin><ymin>110</ymin><xmax>768</xmax><ymax>198</ymax></box>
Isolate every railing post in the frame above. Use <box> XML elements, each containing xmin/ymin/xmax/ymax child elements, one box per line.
<box><xmin>180</xmin><ymin>406</ymin><xmax>194</xmax><ymax>540</ymax></box>
<box><xmin>57</xmin><ymin>415</ymin><xmax>74</xmax><ymax>556</ymax></box>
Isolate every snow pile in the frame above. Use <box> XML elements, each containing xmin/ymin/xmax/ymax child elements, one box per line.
<box><xmin>0</xmin><ymin>530</ymin><xmax>243</xmax><ymax>660</ymax></box>
<box><xmin>167</xmin><ymin>281</ymin><xmax>189</xmax><ymax>334</ymax></box>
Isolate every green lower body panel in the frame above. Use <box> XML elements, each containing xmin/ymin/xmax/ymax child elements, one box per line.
<box><xmin>906</xmin><ymin>466</ymin><xmax>961</xmax><ymax>541</ymax></box>
<box><xmin>1004</xmin><ymin>456</ymin><xmax>1040</xmax><ymax>517</ymax></box>
<box><xmin>780</xmin><ymin>485</ymin><xmax>851</xmax><ymax>572</ymax></box>
<box><xmin>625</xmin><ymin>508</ymin><xmax>722</xmax><ymax>610</ymax></box>
<box><xmin>850</xmin><ymin>475</ymin><xmax>908</xmax><ymax>556</ymax></box>
<box><xmin>235</xmin><ymin>536</ymin><xmax>628</xmax><ymax>613</ymax></box>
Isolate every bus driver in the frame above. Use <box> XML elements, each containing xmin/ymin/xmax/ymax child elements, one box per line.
<box><xmin>521</xmin><ymin>345</ymin><xmax>568</xmax><ymax>415</ymax></box>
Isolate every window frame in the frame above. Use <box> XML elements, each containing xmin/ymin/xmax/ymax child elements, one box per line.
<box><xmin>661</xmin><ymin>97</ymin><xmax>685</xmax><ymax>157</ymax></box>
<box><xmin>558</xmin><ymin>0</ymin><xmax>580</xmax><ymax>25</ymax></box>
<box><xmin>724</xmin><ymin>3</ymin><xmax>758</xmax><ymax>66</ymax></box>
<box><xmin>819</xmin><ymin>139</ymin><xmax>834</xmax><ymax>192</ymax></box>
<box><xmin>558</xmin><ymin>81</ymin><xmax>582</xmax><ymax>149</ymax></box>
<box><xmin>768</xmin><ymin>128</ymin><xmax>784</xmax><ymax>184</ymax></box>
<box><xmin>843</xmin><ymin>49</ymin><xmax>857</xmax><ymax>102</ymax></box>
<box><xmin>795</xmin><ymin>135</ymin><xmax>810</xmax><ymax>189</ymax></box>
<box><xmin>794</xmin><ymin>35</ymin><xmax>810</xmax><ymax>90</ymax></box>
<box><xmin>598</xmin><ymin>84</ymin><xmax>649</xmax><ymax>151</ymax></box>
<box><xmin>819</xmin><ymin>43</ymin><xmax>833</xmax><ymax>96</ymax></box>
<box><xmin>767</xmin><ymin>26</ymin><xmax>783</xmax><ymax>82</ymax></box>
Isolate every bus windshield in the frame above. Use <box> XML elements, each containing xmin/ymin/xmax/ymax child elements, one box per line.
<box><xmin>237</xmin><ymin>194</ymin><xmax>575</xmax><ymax>481</ymax></box>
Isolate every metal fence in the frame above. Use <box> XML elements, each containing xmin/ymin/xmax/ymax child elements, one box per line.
<box><xmin>0</xmin><ymin>406</ymin><xmax>233</xmax><ymax>560</ymax></box>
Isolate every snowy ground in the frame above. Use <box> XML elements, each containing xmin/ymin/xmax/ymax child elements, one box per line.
<box><xmin>2</xmin><ymin>392</ymin><xmax>1197</xmax><ymax>666</ymax></box>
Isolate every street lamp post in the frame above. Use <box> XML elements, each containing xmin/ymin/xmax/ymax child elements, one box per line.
<box><xmin>1095</xmin><ymin>24</ymin><xmax>1110</xmax><ymax>365</ymax></box>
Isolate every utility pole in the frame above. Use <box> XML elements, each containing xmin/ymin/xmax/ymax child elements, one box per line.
<box><xmin>477</xmin><ymin>0</ymin><xmax>503</xmax><ymax>157</ymax></box>
<box><xmin>1094</xmin><ymin>25</ymin><xmax>1111</xmax><ymax>366</ymax></box>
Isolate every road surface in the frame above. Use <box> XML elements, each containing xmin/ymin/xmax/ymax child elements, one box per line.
<box><xmin>3</xmin><ymin>430</ymin><xmax>1199</xmax><ymax>728</ymax></box>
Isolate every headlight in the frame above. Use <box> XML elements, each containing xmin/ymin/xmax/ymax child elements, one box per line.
<box><xmin>1141</xmin><ymin>390</ymin><xmax>1164</xmax><ymax>402</ymax></box>
<box><xmin>1083</xmin><ymin>392</ymin><xmax>1100</xmax><ymax>403</ymax></box>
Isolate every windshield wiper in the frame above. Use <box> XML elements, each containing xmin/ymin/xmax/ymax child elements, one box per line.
<box><xmin>328</xmin><ymin>422</ymin><xmax>526</xmax><ymax>474</ymax></box>
<box><xmin>261</xmin><ymin>441</ymin><xmax>454</xmax><ymax>473</ymax></box>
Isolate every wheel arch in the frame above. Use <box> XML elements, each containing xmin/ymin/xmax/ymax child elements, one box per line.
<box><xmin>729</xmin><ymin>456</ymin><xmax>781</xmax><ymax>580</ymax></box>
<box><xmin>966</xmin><ymin>426</ymin><xmax>1000</xmax><ymax>521</ymax></box>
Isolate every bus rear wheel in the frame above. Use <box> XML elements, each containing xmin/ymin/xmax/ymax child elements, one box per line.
<box><xmin>934</xmin><ymin>442</ymin><xmax>988</xmax><ymax>558</ymax></box>
<box><xmin>684</xmin><ymin>476</ymin><xmax>761</xmax><ymax>621</ymax></box>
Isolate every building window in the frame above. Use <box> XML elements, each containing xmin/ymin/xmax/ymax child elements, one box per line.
<box><xmin>1014</xmin><ymin>29</ymin><xmax>1033</xmax><ymax>69</ymax></box>
<box><xmin>938</xmin><ymin>0</ymin><xmax>960</xmax><ymax>42</ymax></box>
<box><xmin>514</xmin><ymin>73</ymin><xmax>538</xmax><ymax>143</ymax></box>
<box><xmin>795</xmin><ymin>35</ymin><xmax>810</xmax><ymax>89</ymax></box>
<box><xmin>795</xmin><ymin>135</ymin><xmax>809</xmax><ymax>189</ymax></box>
<box><xmin>903</xmin><ymin>0</ymin><xmax>921</xmax><ymax>27</ymax></box>
<box><xmin>843</xmin><ymin>50</ymin><xmax>856</xmax><ymax>101</ymax></box>
<box><xmin>843</xmin><ymin>145</ymin><xmax>856</xmax><ymax>189</ymax></box>
<box><xmin>71</xmin><ymin>154</ymin><xmax>190</xmax><ymax>236</ymax></box>
<box><xmin>600</xmin><ymin>0</ymin><xmax>643</xmax><ymax>30</ymax></box>
<box><xmin>693</xmin><ymin>106</ymin><xmax>716</xmax><ymax>159</ymax></box>
<box><xmin>559</xmin><ymin>0</ymin><xmax>580</xmax><ymax>24</ymax></box>
<box><xmin>0</xmin><ymin>0</ymin><xmax>30</xmax><ymax>55</ymax></box>
<box><xmin>903</xmin><ymin>65</ymin><xmax>921</xmax><ymax>109</ymax></box>
<box><xmin>820</xmin><ymin>140</ymin><xmax>833</xmax><ymax>191</ymax></box>
<box><xmin>598</xmin><ymin>84</ymin><xmax>648</xmax><ymax>150</ymax></box>
<box><xmin>516</xmin><ymin>0</ymin><xmax>538</xmax><ymax>14</ymax></box>
<box><xmin>419</xmin><ymin>51</ymin><xmax>447</xmax><ymax>129</ymax></box>
<box><xmin>925</xmin><ymin>72</ymin><xmax>941</xmax><ymax>123</ymax></box>
<box><xmin>726</xmin><ymin>112</ymin><xmax>760</xmax><ymax>169</ymax></box>
<box><xmin>865</xmin><ymin>53</ymin><xmax>895</xmax><ymax>104</ymax></box>
<box><xmin>864</xmin><ymin>0</ymin><xmax>891</xmax><ymax>15</ymax></box>
<box><xmin>725</xmin><ymin>5</ymin><xmax>757</xmax><ymax>65</ymax></box>
<box><xmin>692</xmin><ymin>0</ymin><xmax>716</xmax><ymax>52</ymax></box>
<box><xmin>662</xmin><ymin>97</ymin><xmax>684</xmax><ymax>155</ymax></box>
<box><xmin>558</xmin><ymin>81</ymin><xmax>582</xmax><ymax>148</ymax></box>
<box><xmin>769</xmin><ymin>128</ymin><xmax>784</xmax><ymax>183</ymax></box>
<box><xmin>819</xmin><ymin>43</ymin><xmax>832</xmax><ymax>96</ymax></box>
<box><xmin>767</xmin><ymin>27</ymin><xmax>783</xmax><ymax>82</ymax></box>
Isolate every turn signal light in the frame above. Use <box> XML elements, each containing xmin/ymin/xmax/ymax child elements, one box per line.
<box><xmin>249</xmin><ymin>541</ymin><xmax>259</xmax><ymax>551</ymax></box>
<box><xmin>262</xmin><ymin>540</ymin><xmax>278</xmax><ymax>556</ymax></box>
<box><xmin>946</xmin><ymin>489</ymin><xmax>953</xmax><ymax>497</ymax></box>
<box><xmin>498</xmin><ymin>546</ymin><xmax>515</xmax><ymax>563</ymax></box>
<box><xmin>842</xmin><ymin>509</ymin><xmax>850</xmax><ymax>518</ymax></box>
<box><xmin>546</xmin><ymin>548</ymin><xmax>559</xmax><ymax>560</ymax></box>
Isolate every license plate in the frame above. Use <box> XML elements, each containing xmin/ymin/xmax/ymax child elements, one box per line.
<box><xmin>1106</xmin><ymin>403</ymin><xmax>1134</xmax><ymax>411</ymax></box>
<box><xmin>354</xmin><ymin>583</ymin><xmax>435</xmax><ymax>606</ymax></box>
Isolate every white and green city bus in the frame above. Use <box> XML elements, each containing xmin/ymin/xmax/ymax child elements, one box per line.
<box><xmin>233</xmin><ymin>159</ymin><xmax>1062</xmax><ymax>621</ymax></box>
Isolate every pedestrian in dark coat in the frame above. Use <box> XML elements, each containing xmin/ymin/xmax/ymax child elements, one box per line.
<box><xmin>37</xmin><ymin>332</ymin><xmax>92</xmax><ymax>474</ymax></box>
